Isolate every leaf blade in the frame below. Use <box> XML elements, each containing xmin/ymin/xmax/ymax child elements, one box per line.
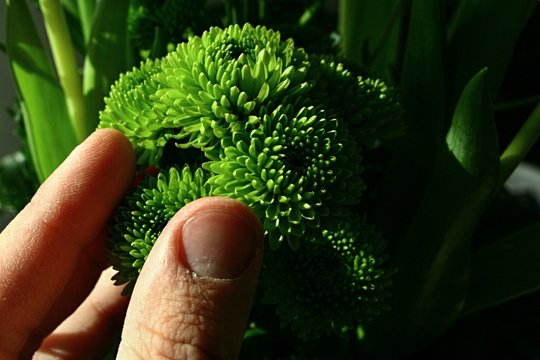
<box><xmin>82</xmin><ymin>0</ymin><xmax>131</xmax><ymax>134</ymax></box>
<box><xmin>6</xmin><ymin>0</ymin><xmax>78</xmax><ymax>181</ymax></box>
<box><xmin>464</xmin><ymin>221</ymin><xmax>540</xmax><ymax>315</ymax></box>
<box><xmin>447</xmin><ymin>0</ymin><xmax>537</xmax><ymax>110</ymax></box>
<box><xmin>364</xmin><ymin>69</ymin><xmax>500</xmax><ymax>357</ymax></box>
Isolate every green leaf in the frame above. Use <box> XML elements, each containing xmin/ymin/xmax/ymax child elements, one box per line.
<box><xmin>363</xmin><ymin>69</ymin><xmax>500</xmax><ymax>357</ymax></box>
<box><xmin>0</xmin><ymin>151</ymin><xmax>39</xmax><ymax>213</ymax></box>
<box><xmin>6</xmin><ymin>0</ymin><xmax>79</xmax><ymax>182</ymax></box>
<box><xmin>446</xmin><ymin>68</ymin><xmax>499</xmax><ymax>184</ymax></box>
<box><xmin>447</xmin><ymin>0</ymin><xmax>537</xmax><ymax>110</ymax></box>
<box><xmin>373</xmin><ymin>0</ymin><xmax>446</xmax><ymax>245</ymax></box>
<box><xmin>82</xmin><ymin>0</ymin><xmax>131</xmax><ymax>134</ymax></box>
<box><xmin>464</xmin><ymin>221</ymin><xmax>540</xmax><ymax>315</ymax></box>
<box><xmin>338</xmin><ymin>0</ymin><xmax>406</xmax><ymax>81</ymax></box>
<box><xmin>60</xmin><ymin>0</ymin><xmax>86</xmax><ymax>52</ymax></box>
<box><xmin>76</xmin><ymin>0</ymin><xmax>96</xmax><ymax>43</ymax></box>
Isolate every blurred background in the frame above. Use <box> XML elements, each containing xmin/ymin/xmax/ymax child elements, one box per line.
<box><xmin>0</xmin><ymin>0</ymin><xmax>20</xmax><ymax>229</ymax></box>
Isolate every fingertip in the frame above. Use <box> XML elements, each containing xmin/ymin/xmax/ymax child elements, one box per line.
<box><xmin>83</xmin><ymin>129</ymin><xmax>136</xmax><ymax>173</ymax></box>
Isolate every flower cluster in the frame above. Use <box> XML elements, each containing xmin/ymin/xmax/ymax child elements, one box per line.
<box><xmin>108</xmin><ymin>165</ymin><xmax>212</xmax><ymax>293</ymax></box>
<box><xmin>100</xmin><ymin>23</ymin><xmax>400</xmax><ymax>338</ymax></box>
<box><xmin>261</xmin><ymin>217</ymin><xmax>392</xmax><ymax>338</ymax></box>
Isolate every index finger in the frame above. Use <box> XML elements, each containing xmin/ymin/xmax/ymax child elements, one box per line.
<box><xmin>0</xmin><ymin>129</ymin><xmax>135</xmax><ymax>356</ymax></box>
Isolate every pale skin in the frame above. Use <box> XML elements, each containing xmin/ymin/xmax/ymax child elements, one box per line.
<box><xmin>0</xmin><ymin>129</ymin><xmax>264</xmax><ymax>359</ymax></box>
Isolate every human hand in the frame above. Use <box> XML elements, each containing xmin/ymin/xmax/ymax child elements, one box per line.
<box><xmin>0</xmin><ymin>129</ymin><xmax>264</xmax><ymax>359</ymax></box>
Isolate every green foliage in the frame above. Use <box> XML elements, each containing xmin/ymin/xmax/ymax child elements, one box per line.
<box><xmin>128</xmin><ymin>0</ymin><xmax>206</xmax><ymax>58</ymax></box>
<box><xmin>465</xmin><ymin>221</ymin><xmax>540</xmax><ymax>315</ymax></box>
<box><xmin>82</xmin><ymin>0</ymin><xmax>131</xmax><ymax>134</ymax></box>
<box><xmin>0</xmin><ymin>151</ymin><xmax>39</xmax><ymax>213</ymax></box>
<box><xmin>5</xmin><ymin>0</ymin><xmax>79</xmax><ymax>182</ymax></box>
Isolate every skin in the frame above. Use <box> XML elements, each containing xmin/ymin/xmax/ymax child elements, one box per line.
<box><xmin>0</xmin><ymin>129</ymin><xmax>264</xmax><ymax>359</ymax></box>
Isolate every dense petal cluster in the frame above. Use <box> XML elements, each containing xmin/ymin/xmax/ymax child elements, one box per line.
<box><xmin>108</xmin><ymin>165</ymin><xmax>212</xmax><ymax>293</ymax></box>
<box><xmin>154</xmin><ymin>24</ymin><xmax>310</xmax><ymax>160</ymax></box>
<box><xmin>99</xmin><ymin>23</ymin><xmax>400</xmax><ymax>338</ymax></box>
<box><xmin>308</xmin><ymin>55</ymin><xmax>404</xmax><ymax>148</ymax></box>
<box><xmin>98</xmin><ymin>58</ymin><xmax>169</xmax><ymax>165</ymax></box>
<box><xmin>261</xmin><ymin>217</ymin><xmax>392</xmax><ymax>338</ymax></box>
<box><xmin>207</xmin><ymin>103</ymin><xmax>363</xmax><ymax>249</ymax></box>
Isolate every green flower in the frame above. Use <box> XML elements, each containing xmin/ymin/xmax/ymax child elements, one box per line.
<box><xmin>108</xmin><ymin>165</ymin><xmax>212</xmax><ymax>294</ymax></box>
<box><xmin>153</xmin><ymin>23</ymin><xmax>311</xmax><ymax>160</ymax></box>
<box><xmin>207</xmin><ymin>103</ymin><xmax>364</xmax><ymax>249</ymax></box>
<box><xmin>308</xmin><ymin>55</ymin><xmax>404</xmax><ymax>148</ymax></box>
<box><xmin>261</xmin><ymin>217</ymin><xmax>392</xmax><ymax>338</ymax></box>
<box><xmin>98</xmin><ymin>58</ymin><xmax>178</xmax><ymax>166</ymax></box>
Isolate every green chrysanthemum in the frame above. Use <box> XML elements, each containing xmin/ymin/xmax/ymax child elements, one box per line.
<box><xmin>308</xmin><ymin>55</ymin><xmax>403</xmax><ymax>148</ymax></box>
<box><xmin>207</xmin><ymin>103</ymin><xmax>364</xmax><ymax>249</ymax></box>
<box><xmin>98</xmin><ymin>58</ymin><xmax>176</xmax><ymax>166</ymax></box>
<box><xmin>108</xmin><ymin>165</ymin><xmax>212</xmax><ymax>293</ymax></box>
<box><xmin>153</xmin><ymin>23</ymin><xmax>311</xmax><ymax>160</ymax></box>
<box><xmin>261</xmin><ymin>217</ymin><xmax>392</xmax><ymax>338</ymax></box>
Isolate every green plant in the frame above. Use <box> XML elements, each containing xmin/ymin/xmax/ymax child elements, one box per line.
<box><xmin>99</xmin><ymin>24</ymin><xmax>397</xmax><ymax>342</ymax></box>
<box><xmin>2</xmin><ymin>0</ymin><xmax>540</xmax><ymax>358</ymax></box>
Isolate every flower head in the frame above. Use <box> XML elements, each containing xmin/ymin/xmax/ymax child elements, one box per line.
<box><xmin>308</xmin><ymin>55</ymin><xmax>404</xmax><ymax>148</ymax></box>
<box><xmin>261</xmin><ymin>216</ymin><xmax>392</xmax><ymax>338</ymax></box>
<box><xmin>207</xmin><ymin>103</ymin><xmax>364</xmax><ymax>249</ymax></box>
<box><xmin>98</xmin><ymin>58</ymin><xmax>174</xmax><ymax>166</ymax></box>
<box><xmin>108</xmin><ymin>165</ymin><xmax>212</xmax><ymax>293</ymax></box>
<box><xmin>153</xmin><ymin>23</ymin><xmax>311</xmax><ymax>160</ymax></box>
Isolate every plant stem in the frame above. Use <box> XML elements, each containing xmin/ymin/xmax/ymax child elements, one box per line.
<box><xmin>39</xmin><ymin>0</ymin><xmax>86</xmax><ymax>142</ymax></box>
<box><xmin>499</xmin><ymin>101</ymin><xmax>540</xmax><ymax>183</ymax></box>
<box><xmin>258</xmin><ymin>0</ymin><xmax>266</xmax><ymax>22</ymax></box>
<box><xmin>298</xmin><ymin>0</ymin><xmax>322</xmax><ymax>26</ymax></box>
<box><xmin>338</xmin><ymin>0</ymin><xmax>358</xmax><ymax>62</ymax></box>
<box><xmin>224</xmin><ymin>0</ymin><xmax>238</xmax><ymax>25</ymax></box>
<box><xmin>495</xmin><ymin>94</ymin><xmax>540</xmax><ymax>112</ymax></box>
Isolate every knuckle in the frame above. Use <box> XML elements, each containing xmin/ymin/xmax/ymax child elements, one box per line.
<box><xmin>127</xmin><ymin>288</ymin><xmax>233</xmax><ymax>360</ymax></box>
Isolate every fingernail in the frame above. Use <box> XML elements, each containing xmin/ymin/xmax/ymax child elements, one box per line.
<box><xmin>181</xmin><ymin>210</ymin><xmax>257</xmax><ymax>279</ymax></box>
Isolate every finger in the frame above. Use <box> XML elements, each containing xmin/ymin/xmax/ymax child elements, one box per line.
<box><xmin>34</xmin><ymin>267</ymin><xmax>129</xmax><ymax>360</ymax></box>
<box><xmin>18</xmin><ymin>231</ymin><xmax>111</xmax><ymax>358</ymax></box>
<box><xmin>117</xmin><ymin>197</ymin><xmax>264</xmax><ymax>360</ymax></box>
<box><xmin>0</xmin><ymin>129</ymin><xmax>135</xmax><ymax>357</ymax></box>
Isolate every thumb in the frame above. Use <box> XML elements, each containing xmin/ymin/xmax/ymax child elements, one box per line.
<box><xmin>117</xmin><ymin>197</ymin><xmax>264</xmax><ymax>360</ymax></box>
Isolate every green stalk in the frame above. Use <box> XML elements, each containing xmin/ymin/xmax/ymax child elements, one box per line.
<box><xmin>224</xmin><ymin>0</ymin><xmax>238</xmax><ymax>25</ymax></box>
<box><xmin>338</xmin><ymin>0</ymin><xmax>361</xmax><ymax>63</ymax></box>
<box><xmin>39</xmin><ymin>0</ymin><xmax>86</xmax><ymax>142</ymax></box>
<box><xmin>499</xmin><ymin>101</ymin><xmax>540</xmax><ymax>183</ymax></box>
<box><xmin>258</xmin><ymin>0</ymin><xmax>266</xmax><ymax>21</ymax></box>
<box><xmin>299</xmin><ymin>0</ymin><xmax>322</xmax><ymax>26</ymax></box>
<box><xmin>495</xmin><ymin>94</ymin><xmax>540</xmax><ymax>112</ymax></box>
